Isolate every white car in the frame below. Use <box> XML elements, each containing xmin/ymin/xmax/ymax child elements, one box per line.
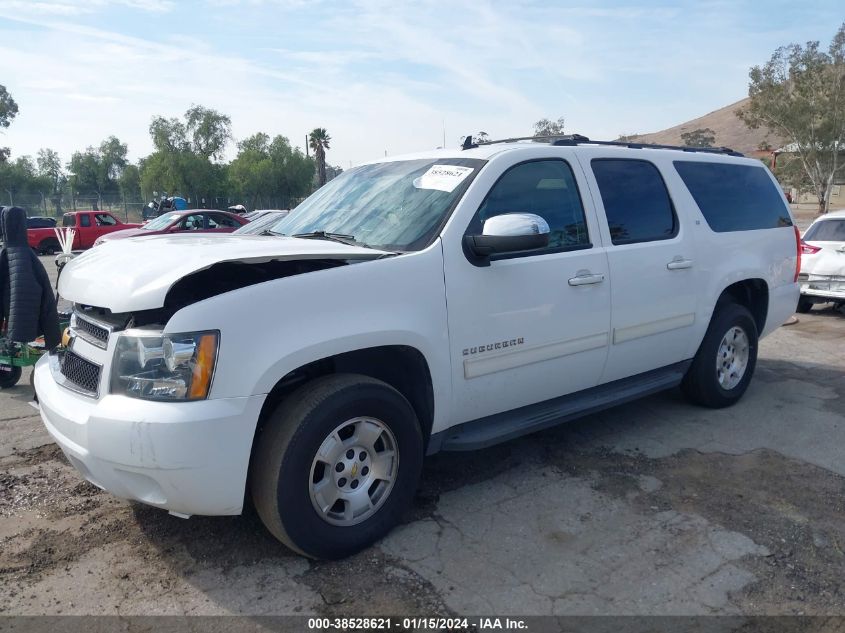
<box><xmin>797</xmin><ymin>209</ymin><xmax>845</xmax><ymax>312</ymax></box>
<box><xmin>34</xmin><ymin>136</ymin><xmax>800</xmax><ymax>559</ymax></box>
<box><xmin>234</xmin><ymin>210</ymin><xmax>289</xmax><ymax>235</ymax></box>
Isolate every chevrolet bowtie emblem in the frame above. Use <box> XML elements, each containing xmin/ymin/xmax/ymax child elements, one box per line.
<box><xmin>350</xmin><ymin>463</ymin><xmax>359</xmax><ymax>477</ymax></box>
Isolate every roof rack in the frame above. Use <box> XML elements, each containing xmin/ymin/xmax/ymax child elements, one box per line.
<box><xmin>460</xmin><ymin>134</ymin><xmax>743</xmax><ymax>157</ymax></box>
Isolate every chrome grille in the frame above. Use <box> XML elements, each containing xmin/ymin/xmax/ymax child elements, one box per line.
<box><xmin>71</xmin><ymin>309</ymin><xmax>115</xmax><ymax>349</ymax></box>
<box><xmin>60</xmin><ymin>350</ymin><xmax>102</xmax><ymax>397</ymax></box>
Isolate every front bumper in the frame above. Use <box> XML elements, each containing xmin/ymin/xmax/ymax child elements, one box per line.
<box><xmin>34</xmin><ymin>355</ymin><xmax>265</xmax><ymax>516</ymax></box>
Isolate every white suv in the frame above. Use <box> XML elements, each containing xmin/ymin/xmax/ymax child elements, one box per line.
<box><xmin>34</xmin><ymin>136</ymin><xmax>800</xmax><ymax>559</ymax></box>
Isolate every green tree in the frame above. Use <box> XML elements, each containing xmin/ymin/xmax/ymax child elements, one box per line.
<box><xmin>773</xmin><ymin>152</ymin><xmax>814</xmax><ymax>197</ymax></box>
<box><xmin>228</xmin><ymin>132</ymin><xmax>315</xmax><ymax>208</ymax></box>
<box><xmin>680</xmin><ymin>127</ymin><xmax>716</xmax><ymax>148</ymax></box>
<box><xmin>68</xmin><ymin>147</ymin><xmax>104</xmax><ymax>207</ymax></box>
<box><xmin>269</xmin><ymin>135</ymin><xmax>315</xmax><ymax>197</ymax></box>
<box><xmin>150</xmin><ymin>116</ymin><xmax>188</xmax><ymax>153</ymax></box>
<box><xmin>738</xmin><ymin>22</ymin><xmax>845</xmax><ymax>214</ymax></box>
<box><xmin>142</xmin><ymin>106</ymin><xmax>231</xmax><ymax>206</ymax></box>
<box><xmin>119</xmin><ymin>163</ymin><xmax>142</xmax><ymax>202</ymax></box>
<box><xmin>99</xmin><ymin>136</ymin><xmax>129</xmax><ymax>182</ymax></box>
<box><xmin>185</xmin><ymin>104</ymin><xmax>232</xmax><ymax>161</ymax></box>
<box><xmin>533</xmin><ymin>117</ymin><xmax>565</xmax><ymax>137</ymax></box>
<box><xmin>67</xmin><ymin>136</ymin><xmax>130</xmax><ymax>208</ymax></box>
<box><xmin>324</xmin><ymin>164</ymin><xmax>343</xmax><ymax>182</ymax></box>
<box><xmin>0</xmin><ymin>84</ymin><xmax>18</xmax><ymax>130</ymax></box>
<box><xmin>473</xmin><ymin>131</ymin><xmax>491</xmax><ymax>144</ymax></box>
<box><xmin>309</xmin><ymin>127</ymin><xmax>331</xmax><ymax>187</ymax></box>
<box><xmin>228</xmin><ymin>133</ymin><xmax>274</xmax><ymax>208</ymax></box>
<box><xmin>0</xmin><ymin>156</ymin><xmax>36</xmax><ymax>206</ymax></box>
<box><xmin>37</xmin><ymin>148</ymin><xmax>65</xmax><ymax>213</ymax></box>
<box><xmin>0</xmin><ymin>85</ymin><xmax>19</xmax><ymax>164</ymax></box>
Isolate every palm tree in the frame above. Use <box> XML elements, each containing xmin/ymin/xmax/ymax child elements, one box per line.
<box><xmin>308</xmin><ymin>128</ymin><xmax>331</xmax><ymax>187</ymax></box>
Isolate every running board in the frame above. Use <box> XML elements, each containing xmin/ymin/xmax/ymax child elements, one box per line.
<box><xmin>428</xmin><ymin>361</ymin><xmax>691</xmax><ymax>454</ymax></box>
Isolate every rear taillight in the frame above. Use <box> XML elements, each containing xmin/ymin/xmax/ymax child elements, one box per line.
<box><xmin>801</xmin><ymin>241</ymin><xmax>821</xmax><ymax>255</ymax></box>
<box><xmin>794</xmin><ymin>225</ymin><xmax>801</xmax><ymax>282</ymax></box>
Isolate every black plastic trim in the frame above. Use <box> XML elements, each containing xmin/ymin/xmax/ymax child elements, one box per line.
<box><xmin>426</xmin><ymin>360</ymin><xmax>692</xmax><ymax>454</ymax></box>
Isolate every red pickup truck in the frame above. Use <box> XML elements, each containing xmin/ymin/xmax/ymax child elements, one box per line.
<box><xmin>28</xmin><ymin>211</ymin><xmax>140</xmax><ymax>254</ymax></box>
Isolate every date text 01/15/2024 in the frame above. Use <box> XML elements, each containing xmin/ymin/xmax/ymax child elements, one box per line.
<box><xmin>307</xmin><ymin>617</ymin><xmax>528</xmax><ymax>630</ymax></box>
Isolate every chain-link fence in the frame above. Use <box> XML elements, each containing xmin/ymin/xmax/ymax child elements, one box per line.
<box><xmin>5</xmin><ymin>193</ymin><xmax>307</xmax><ymax>224</ymax></box>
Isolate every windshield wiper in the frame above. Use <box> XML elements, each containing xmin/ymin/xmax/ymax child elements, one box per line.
<box><xmin>292</xmin><ymin>230</ymin><xmax>360</xmax><ymax>247</ymax></box>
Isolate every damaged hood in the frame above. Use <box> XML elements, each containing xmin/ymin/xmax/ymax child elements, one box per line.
<box><xmin>59</xmin><ymin>233</ymin><xmax>388</xmax><ymax>312</ymax></box>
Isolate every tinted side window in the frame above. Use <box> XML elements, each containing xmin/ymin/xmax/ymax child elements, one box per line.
<box><xmin>79</xmin><ymin>214</ymin><xmax>91</xmax><ymax>227</ymax></box>
<box><xmin>804</xmin><ymin>219</ymin><xmax>845</xmax><ymax>241</ymax></box>
<box><xmin>209</xmin><ymin>213</ymin><xmax>237</xmax><ymax>228</ymax></box>
<box><xmin>591</xmin><ymin>159</ymin><xmax>677</xmax><ymax>245</ymax></box>
<box><xmin>471</xmin><ymin>159</ymin><xmax>590</xmax><ymax>251</ymax></box>
<box><xmin>673</xmin><ymin>161</ymin><xmax>792</xmax><ymax>232</ymax></box>
<box><xmin>62</xmin><ymin>214</ymin><xmax>76</xmax><ymax>227</ymax></box>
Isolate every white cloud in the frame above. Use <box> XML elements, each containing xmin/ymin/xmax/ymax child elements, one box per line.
<box><xmin>0</xmin><ymin>0</ymin><xmax>173</xmax><ymax>15</ymax></box>
<box><xmin>1</xmin><ymin>1</ymin><xmax>842</xmax><ymax>168</ymax></box>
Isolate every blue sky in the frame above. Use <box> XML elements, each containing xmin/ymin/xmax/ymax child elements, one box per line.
<box><xmin>0</xmin><ymin>0</ymin><xmax>842</xmax><ymax>168</ymax></box>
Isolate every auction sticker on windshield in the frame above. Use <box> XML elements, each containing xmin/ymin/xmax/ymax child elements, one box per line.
<box><xmin>413</xmin><ymin>164</ymin><xmax>474</xmax><ymax>192</ymax></box>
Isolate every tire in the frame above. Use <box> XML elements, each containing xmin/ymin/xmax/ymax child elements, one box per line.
<box><xmin>0</xmin><ymin>364</ymin><xmax>22</xmax><ymax>389</ymax></box>
<box><xmin>250</xmin><ymin>373</ymin><xmax>423</xmax><ymax>559</ymax></box>
<box><xmin>796</xmin><ymin>297</ymin><xmax>813</xmax><ymax>313</ymax></box>
<box><xmin>681</xmin><ymin>302</ymin><xmax>758</xmax><ymax>408</ymax></box>
<box><xmin>38</xmin><ymin>239</ymin><xmax>59</xmax><ymax>256</ymax></box>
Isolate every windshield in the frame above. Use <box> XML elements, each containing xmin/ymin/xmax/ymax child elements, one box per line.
<box><xmin>804</xmin><ymin>219</ymin><xmax>845</xmax><ymax>242</ymax></box>
<box><xmin>143</xmin><ymin>212</ymin><xmax>181</xmax><ymax>230</ymax></box>
<box><xmin>269</xmin><ymin>158</ymin><xmax>485</xmax><ymax>251</ymax></box>
<box><xmin>234</xmin><ymin>211</ymin><xmax>288</xmax><ymax>235</ymax></box>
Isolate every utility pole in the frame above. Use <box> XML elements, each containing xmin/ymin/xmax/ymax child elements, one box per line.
<box><xmin>305</xmin><ymin>134</ymin><xmax>309</xmax><ymax>157</ymax></box>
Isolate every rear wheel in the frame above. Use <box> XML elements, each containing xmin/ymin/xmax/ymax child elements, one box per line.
<box><xmin>38</xmin><ymin>239</ymin><xmax>59</xmax><ymax>255</ymax></box>
<box><xmin>682</xmin><ymin>302</ymin><xmax>758</xmax><ymax>408</ymax></box>
<box><xmin>796</xmin><ymin>297</ymin><xmax>813</xmax><ymax>313</ymax></box>
<box><xmin>0</xmin><ymin>364</ymin><xmax>22</xmax><ymax>389</ymax></box>
<box><xmin>250</xmin><ymin>374</ymin><xmax>423</xmax><ymax>559</ymax></box>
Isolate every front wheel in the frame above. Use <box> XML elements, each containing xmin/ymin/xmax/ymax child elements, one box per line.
<box><xmin>682</xmin><ymin>302</ymin><xmax>758</xmax><ymax>408</ymax></box>
<box><xmin>250</xmin><ymin>374</ymin><xmax>423</xmax><ymax>559</ymax></box>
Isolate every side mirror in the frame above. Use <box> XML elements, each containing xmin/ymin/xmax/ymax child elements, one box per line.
<box><xmin>465</xmin><ymin>213</ymin><xmax>550</xmax><ymax>263</ymax></box>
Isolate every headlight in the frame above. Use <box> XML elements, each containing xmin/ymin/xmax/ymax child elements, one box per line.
<box><xmin>111</xmin><ymin>330</ymin><xmax>219</xmax><ymax>401</ymax></box>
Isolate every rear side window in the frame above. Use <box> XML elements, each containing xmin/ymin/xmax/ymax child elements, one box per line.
<box><xmin>591</xmin><ymin>159</ymin><xmax>677</xmax><ymax>245</ymax></box>
<box><xmin>209</xmin><ymin>213</ymin><xmax>238</xmax><ymax>228</ymax></box>
<box><xmin>62</xmin><ymin>214</ymin><xmax>75</xmax><ymax>227</ymax></box>
<box><xmin>673</xmin><ymin>161</ymin><xmax>792</xmax><ymax>232</ymax></box>
<box><xmin>804</xmin><ymin>219</ymin><xmax>845</xmax><ymax>241</ymax></box>
<box><xmin>79</xmin><ymin>214</ymin><xmax>91</xmax><ymax>227</ymax></box>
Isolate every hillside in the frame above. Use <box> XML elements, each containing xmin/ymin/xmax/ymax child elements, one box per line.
<box><xmin>625</xmin><ymin>98</ymin><xmax>784</xmax><ymax>155</ymax></box>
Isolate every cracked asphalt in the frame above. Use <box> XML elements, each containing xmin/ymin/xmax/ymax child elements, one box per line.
<box><xmin>1</xmin><ymin>255</ymin><xmax>844</xmax><ymax>617</ymax></box>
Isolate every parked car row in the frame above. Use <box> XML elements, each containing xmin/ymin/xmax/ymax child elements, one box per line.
<box><xmin>27</xmin><ymin>211</ymin><xmax>139</xmax><ymax>254</ymax></box>
<box><xmin>25</xmin><ymin>209</ymin><xmax>257</xmax><ymax>254</ymax></box>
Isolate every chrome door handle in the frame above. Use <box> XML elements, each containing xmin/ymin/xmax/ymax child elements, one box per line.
<box><xmin>568</xmin><ymin>272</ymin><xmax>605</xmax><ymax>286</ymax></box>
<box><xmin>667</xmin><ymin>258</ymin><xmax>693</xmax><ymax>270</ymax></box>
